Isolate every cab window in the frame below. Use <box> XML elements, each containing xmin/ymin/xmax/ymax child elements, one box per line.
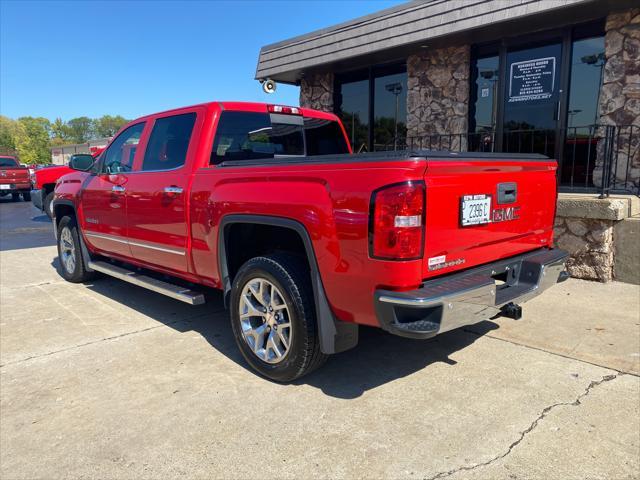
<box><xmin>210</xmin><ymin>111</ymin><xmax>349</xmax><ymax>165</ymax></box>
<box><xmin>101</xmin><ymin>123</ymin><xmax>145</xmax><ymax>174</ymax></box>
<box><xmin>142</xmin><ymin>113</ymin><xmax>196</xmax><ymax>171</ymax></box>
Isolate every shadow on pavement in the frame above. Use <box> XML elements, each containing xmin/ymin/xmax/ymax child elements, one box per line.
<box><xmin>51</xmin><ymin>259</ymin><xmax>498</xmax><ymax>399</ymax></box>
<box><xmin>0</xmin><ymin>199</ymin><xmax>54</xmax><ymax>251</ymax></box>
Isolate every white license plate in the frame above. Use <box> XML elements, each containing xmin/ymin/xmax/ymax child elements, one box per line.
<box><xmin>461</xmin><ymin>195</ymin><xmax>491</xmax><ymax>226</ymax></box>
<box><xmin>0</xmin><ymin>184</ymin><xmax>10</xmax><ymax>190</ymax></box>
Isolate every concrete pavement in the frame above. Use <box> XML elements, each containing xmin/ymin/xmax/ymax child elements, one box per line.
<box><xmin>1</xmin><ymin>200</ymin><xmax>639</xmax><ymax>479</ymax></box>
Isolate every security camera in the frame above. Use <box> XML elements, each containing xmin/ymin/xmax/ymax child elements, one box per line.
<box><xmin>262</xmin><ymin>78</ymin><xmax>277</xmax><ymax>94</ymax></box>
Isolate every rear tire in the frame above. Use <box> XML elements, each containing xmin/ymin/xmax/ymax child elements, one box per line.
<box><xmin>22</xmin><ymin>191</ymin><xmax>31</xmax><ymax>202</ymax></box>
<box><xmin>44</xmin><ymin>191</ymin><xmax>54</xmax><ymax>218</ymax></box>
<box><xmin>56</xmin><ymin>215</ymin><xmax>94</xmax><ymax>283</ymax></box>
<box><xmin>230</xmin><ymin>254</ymin><xmax>327</xmax><ymax>382</ymax></box>
<box><xmin>11</xmin><ymin>193</ymin><xmax>19</xmax><ymax>202</ymax></box>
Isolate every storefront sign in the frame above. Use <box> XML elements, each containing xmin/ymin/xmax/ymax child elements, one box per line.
<box><xmin>508</xmin><ymin>56</ymin><xmax>556</xmax><ymax>102</ymax></box>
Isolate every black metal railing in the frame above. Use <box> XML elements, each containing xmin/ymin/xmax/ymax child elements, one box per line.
<box><xmin>376</xmin><ymin>124</ymin><xmax>639</xmax><ymax>196</ymax></box>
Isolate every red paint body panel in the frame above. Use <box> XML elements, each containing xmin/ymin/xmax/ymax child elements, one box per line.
<box><xmin>421</xmin><ymin>160</ymin><xmax>557</xmax><ymax>279</ymax></box>
<box><xmin>33</xmin><ymin>165</ymin><xmax>73</xmax><ymax>190</ymax></box>
<box><xmin>55</xmin><ymin>101</ymin><xmax>558</xmax><ymax>329</ymax></box>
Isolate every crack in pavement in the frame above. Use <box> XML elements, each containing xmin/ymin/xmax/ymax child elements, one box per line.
<box><xmin>423</xmin><ymin>373</ymin><xmax>622</xmax><ymax>480</ymax></box>
<box><xmin>0</xmin><ymin>310</ymin><xmax>225</xmax><ymax>368</ymax></box>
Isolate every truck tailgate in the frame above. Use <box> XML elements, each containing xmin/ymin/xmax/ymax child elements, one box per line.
<box><xmin>0</xmin><ymin>167</ymin><xmax>29</xmax><ymax>183</ymax></box>
<box><xmin>422</xmin><ymin>158</ymin><xmax>557</xmax><ymax>279</ymax></box>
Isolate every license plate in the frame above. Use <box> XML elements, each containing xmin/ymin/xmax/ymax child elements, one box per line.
<box><xmin>461</xmin><ymin>194</ymin><xmax>491</xmax><ymax>226</ymax></box>
<box><xmin>0</xmin><ymin>184</ymin><xmax>10</xmax><ymax>190</ymax></box>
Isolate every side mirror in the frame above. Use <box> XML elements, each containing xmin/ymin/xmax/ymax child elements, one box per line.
<box><xmin>68</xmin><ymin>154</ymin><xmax>95</xmax><ymax>172</ymax></box>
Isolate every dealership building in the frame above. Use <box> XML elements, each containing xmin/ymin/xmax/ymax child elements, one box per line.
<box><xmin>256</xmin><ymin>0</ymin><xmax>639</xmax><ymax>283</ymax></box>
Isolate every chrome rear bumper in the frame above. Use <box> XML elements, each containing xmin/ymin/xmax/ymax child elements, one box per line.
<box><xmin>374</xmin><ymin>248</ymin><xmax>568</xmax><ymax>339</ymax></box>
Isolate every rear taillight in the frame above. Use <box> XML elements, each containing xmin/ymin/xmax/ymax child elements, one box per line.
<box><xmin>369</xmin><ymin>181</ymin><xmax>425</xmax><ymax>260</ymax></box>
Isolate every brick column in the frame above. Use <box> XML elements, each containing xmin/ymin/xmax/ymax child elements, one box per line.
<box><xmin>595</xmin><ymin>8</ymin><xmax>640</xmax><ymax>191</ymax></box>
<box><xmin>406</xmin><ymin>45</ymin><xmax>470</xmax><ymax>150</ymax></box>
<box><xmin>299</xmin><ymin>72</ymin><xmax>334</xmax><ymax>112</ymax></box>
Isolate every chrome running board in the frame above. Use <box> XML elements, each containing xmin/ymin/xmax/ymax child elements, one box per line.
<box><xmin>88</xmin><ymin>260</ymin><xmax>205</xmax><ymax>305</ymax></box>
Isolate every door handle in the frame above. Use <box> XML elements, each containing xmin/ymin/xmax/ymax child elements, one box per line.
<box><xmin>164</xmin><ymin>186</ymin><xmax>183</xmax><ymax>194</ymax></box>
<box><xmin>112</xmin><ymin>185</ymin><xmax>125</xmax><ymax>193</ymax></box>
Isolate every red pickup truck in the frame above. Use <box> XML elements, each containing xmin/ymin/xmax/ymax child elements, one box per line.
<box><xmin>52</xmin><ymin>101</ymin><xmax>568</xmax><ymax>381</ymax></box>
<box><xmin>0</xmin><ymin>156</ymin><xmax>31</xmax><ymax>201</ymax></box>
<box><xmin>31</xmin><ymin>148</ymin><xmax>105</xmax><ymax>218</ymax></box>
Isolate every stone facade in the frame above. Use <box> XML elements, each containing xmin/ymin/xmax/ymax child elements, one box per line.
<box><xmin>594</xmin><ymin>7</ymin><xmax>640</xmax><ymax>191</ymax></box>
<box><xmin>406</xmin><ymin>45</ymin><xmax>470</xmax><ymax>150</ymax></box>
<box><xmin>299</xmin><ymin>72</ymin><xmax>334</xmax><ymax>112</ymax></box>
<box><xmin>552</xmin><ymin>195</ymin><xmax>636</xmax><ymax>283</ymax></box>
<box><xmin>554</xmin><ymin>216</ymin><xmax>615</xmax><ymax>282</ymax></box>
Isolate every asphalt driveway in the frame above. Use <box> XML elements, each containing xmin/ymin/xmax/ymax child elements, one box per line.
<box><xmin>1</xmin><ymin>200</ymin><xmax>639</xmax><ymax>479</ymax></box>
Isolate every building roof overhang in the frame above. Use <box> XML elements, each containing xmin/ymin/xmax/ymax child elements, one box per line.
<box><xmin>255</xmin><ymin>0</ymin><xmax>633</xmax><ymax>85</ymax></box>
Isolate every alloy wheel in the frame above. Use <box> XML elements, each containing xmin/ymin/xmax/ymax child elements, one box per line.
<box><xmin>59</xmin><ymin>226</ymin><xmax>76</xmax><ymax>274</ymax></box>
<box><xmin>239</xmin><ymin>277</ymin><xmax>292</xmax><ymax>364</ymax></box>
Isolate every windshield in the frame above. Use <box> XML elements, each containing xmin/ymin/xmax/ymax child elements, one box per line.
<box><xmin>0</xmin><ymin>157</ymin><xmax>19</xmax><ymax>167</ymax></box>
<box><xmin>211</xmin><ymin>112</ymin><xmax>349</xmax><ymax>164</ymax></box>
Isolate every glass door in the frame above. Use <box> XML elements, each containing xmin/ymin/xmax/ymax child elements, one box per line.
<box><xmin>502</xmin><ymin>41</ymin><xmax>563</xmax><ymax>157</ymax></box>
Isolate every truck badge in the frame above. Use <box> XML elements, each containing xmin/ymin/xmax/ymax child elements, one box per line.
<box><xmin>492</xmin><ymin>206</ymin><xmax>521</xmax><ymax>223</ymax></box>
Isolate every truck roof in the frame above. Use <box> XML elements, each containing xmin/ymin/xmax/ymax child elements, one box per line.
<box><xmin>133</xmin><ymin>101</ymin><xmax>340</xmax><ymax>123</ymax></box>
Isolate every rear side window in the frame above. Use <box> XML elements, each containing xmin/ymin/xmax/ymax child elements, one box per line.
<box><xmin>142</xmin><ymin>113</ymin><xmax>196</xmax><ymax>171</ymax></box>
<box><xmin>304</xmin><ymin>118</ymin><xmax>349</xmax><ymax>156</ymax></box>
<box><xmin>102</xmin><ymin>123</ymin><xmax>145</xmax><ymax>174</ymax></box>
<box><xmin>0</xmin><ymin>157</ymin><xmax>18</xmax><ymax>167</ymax></box>
<box><xmin>211</xmin><ymin>112</ymin><xmax>303</xmax><ymax>164</ymax></box>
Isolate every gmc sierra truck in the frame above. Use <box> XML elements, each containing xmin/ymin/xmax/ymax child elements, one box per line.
<box><xmin>0</xmin><ymin>156</ymin><xmax>31</xmax><ymax>201</ymax></box>
<box><xmin>52</xmin><ymin>101</ymin><xmax>568</xmax><ymax>381</ymax></box>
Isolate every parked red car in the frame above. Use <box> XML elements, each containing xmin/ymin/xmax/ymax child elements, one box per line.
<box><xmin>31</xmin><ymin>148</ymin><xmax>104</xmax><ymax>217</ymax></box>
<box><xmin>0</xmin><ymin>155</ymin><xmax>31</xmax><ymax>201</ymax></box>
<box><xmin>52</xmin><ymin>101</ymin><xmax>567</xmax><ymax>381</ymax></box>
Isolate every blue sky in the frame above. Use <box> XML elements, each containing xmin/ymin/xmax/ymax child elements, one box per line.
<box><xmin>1</xmin><ymin>0</ymin><xmax>403</xmax><ymax>121</ymax></box>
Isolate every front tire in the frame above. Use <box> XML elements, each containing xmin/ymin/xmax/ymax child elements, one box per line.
<box><xmin>44</xmin><ymin>192</ymin><xmax>54</xmax><ymax>218</ymax></box>
<box><xmin>230</xmin><ymin>254</ymin><xmax>327</xmax><ymax>382</ymax></box>
<box><xmin>56</xmin><ymin>215</ymin><xmax>94</xmax><ymax>283</ymax></box>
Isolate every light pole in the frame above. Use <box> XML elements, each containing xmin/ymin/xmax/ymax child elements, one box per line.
<box><xmin>385</xmin><ymin>82</ymin><xmax>403</xmax><ymax>150</ymax></box>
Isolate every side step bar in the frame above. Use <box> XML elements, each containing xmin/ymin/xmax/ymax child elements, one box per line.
<box><xmin>88</xmin><ymin>261</ymin><xmax>205</xmax><ymax>305</ymax></box>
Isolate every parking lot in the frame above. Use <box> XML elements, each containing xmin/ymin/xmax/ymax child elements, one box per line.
<box><xmin>1</xmin><ymin>198</ymin><xmax>639</xmax><ymax>479</ymax></box>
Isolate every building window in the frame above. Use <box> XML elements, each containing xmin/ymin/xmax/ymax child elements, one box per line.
<box><xmin>334</xmin><ymin>70</ymin><xmax>369</xmax><ymax>153</ymax></box>
<box><xmin>467</xmin><ymin>21</ymin><xmax>607</xmax><ymax>191</ymax></box>
<box><xmin>561</xmin><ymin>34</ymin><xmax>605</xmax><ymax>188</ymax></box>
<box><xmin>469</xmin><ymin>53</ymin><xmax>499</xmax><ymax>151</ymax></box>
<box><xmin>373</xmin><ymin>65</ymin><xmax>407</xmax><ymax>151</ymax></box>
<box><xmin>334</xmin><ymin>64</ymin><xmax>407</xmax><ymax>152</ymax></box>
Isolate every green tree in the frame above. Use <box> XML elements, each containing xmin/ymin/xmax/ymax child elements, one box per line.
<box><xmin>0</xmin><ymin>115</ymin><xmax>18</xmax><ymax>155</ymax></box>
<box><xmin>15</xmin><ymin>117</ymin><xmax>51</xmax><ymax>164</ymax></box>
<box><xmin>67</xmin><ymin>116</ymin><xmax>94</xmax><ymax>143</ymax></box>
<box><xmin>50</xmin><ymin>117</ymin><xmax>72</xmax><ymax>146</ymax></box>
<box><xmin>94</xmin><ymin>115</ymin><xmax>128</xmax><ymax>138</ymax></box>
